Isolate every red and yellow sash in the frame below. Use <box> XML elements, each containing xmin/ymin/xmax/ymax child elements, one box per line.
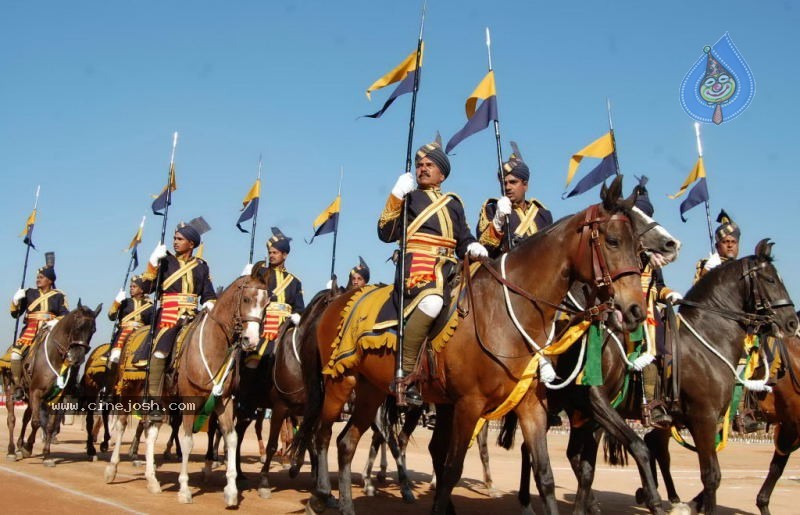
<box><xmin>261</xmin><ymin>274</ymin><xmax>295</xmax><ymax>341</ymax></box>
<box><xmin>17</xmin><ymin>311</ymin><xmax>54</xmax><ymax>346</ymax></box>
<box><xmin>159</xmin><ymin>293</ymin><xmax>198</xmax><ymax>329</ymax></box>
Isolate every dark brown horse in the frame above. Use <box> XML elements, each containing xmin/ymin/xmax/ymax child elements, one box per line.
<box><xmin>755</xmin><ymin>327</ymin><xmax>800</xmax><ymax>515</ymax></box>
<box><xmin>3</xmin><ymin>301</ymin><xmax>101</xmax><ymax>465</ymax></box>
<box><xmin>598</xmin><ymin>240</ymin><xmax>797</xmax><ymax>514</ymax></box>
<box><xmin>80</xmin><ymin>342</ymin><xmax>113</xmax><ymax>460</ymax></box>
<box><xmin>294</xmin><ymin>176</ymin><xmax>646</xmax><ymax>515</ymax></box>
<box><xmin>146</xmin><ymin>265</ymin><xmax>272</xmax><ymax>506</ymax></box>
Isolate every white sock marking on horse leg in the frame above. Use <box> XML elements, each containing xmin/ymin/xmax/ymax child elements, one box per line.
<box><xmin>178</xmin><ymin>427</ymin><xmax>193</xmax><ymax>503</ymax></box>
<box><xmin>224</xmin><ymin>429</ymin><xmax>239</xmax><ymax>506</ymax></box>
<box><xmin>145</xmin><ymin>424</ymin><xmax>161</xmax><ymax>494</ymax></box>
<box><xmin>104</xmin><ymin>415</ymin><xmax>127</xmax><ymax>483</ymax></box>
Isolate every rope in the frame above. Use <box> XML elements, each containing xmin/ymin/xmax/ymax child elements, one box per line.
<box><xmin>291</xmin><ymin>326</ymin><xmax>301</xmax><ymax>364</ymax></box>
<box><xmin>197</xmin><ymin>312</ymin><xmax>235</xmax><ymax>397</ymax></box>
<box><xmin>678</xmin><ymin>313</ymin><xmax>771</xmax><ymax>392</ymax></box>
<box><xmin>42</xmin><ymin>327</ymin><xmax>70</xmax><ymax>389</ymax></box>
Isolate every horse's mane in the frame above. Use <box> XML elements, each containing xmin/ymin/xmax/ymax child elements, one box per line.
<box><xmin>683</xmin><ymin>254</ymin><xmax>759</xmax><ymax>306</ymax></box>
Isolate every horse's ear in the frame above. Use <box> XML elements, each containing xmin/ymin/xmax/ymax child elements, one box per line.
<box><xmin>755</xmin><ymin>238</ymin><xmax>774</xmax><ymax>259</ymax></box>
<box><xmin>601</xmin><ymin>175</ymin><xmax>624</xmax><ymax>211</ymax></box>
<box><xmin>77</xmin><ymin>298</ymin><xmax>83</xmax><ymax>309</ymax></box>
<box><xmin>251</xmin><ymin>260</ymin><xmax>267</xmax><ymax>279</ymax></box>
<box><xmin>93</xmin><ymin>303</ymin><xmax>103</xmax><ymax>318</ymax></box>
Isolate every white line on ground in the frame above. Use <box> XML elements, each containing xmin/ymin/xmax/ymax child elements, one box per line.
<box><xmin>0</xmin><ymin>464</ymin><xmax>146</xmax><ymax>514</ymax></box>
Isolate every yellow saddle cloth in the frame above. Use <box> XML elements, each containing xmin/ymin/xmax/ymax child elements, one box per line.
<box><xmin>83</xmin><ymin>343</ymin><xmax>110</xmax><ymax>390</ymax></box>
<box><xmin>322</xmin><ymin>264</ymin><xmax>481</xmax><ymax>378</ymax></box>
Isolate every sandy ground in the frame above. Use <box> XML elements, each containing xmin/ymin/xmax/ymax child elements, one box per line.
<box><xmin>1</xmin><ymin>406</ymin><xmax>798</xmax><ymax>514</ymax></box>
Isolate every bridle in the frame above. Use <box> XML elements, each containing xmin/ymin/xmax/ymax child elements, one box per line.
<box><xmin>205</xmin><ymin>278</ymin><xmax>270</xmax><ymax>350</ymax></box>
<box><xmin>678</xmin><ymin>257</ymin><xmax>795</xmax><ymax>335</ymax></box>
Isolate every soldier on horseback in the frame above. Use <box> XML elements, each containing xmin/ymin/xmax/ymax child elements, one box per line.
<box><xmin>141</xmin><ymin>220</ymin><xmax>216</xmax><ymax>419</ymax></box>
<box><xmin>106</xmin><ymin>275</ymin><xmax>153</xmax><ymax>376</ymax></box>
<box><xmin>693</xmin><ymin>209</ymin><xmax>740</xmax><ymax>283</ymax></box>
<box><xmin>476</xmin><ymin>142</ymin><xmax>553</xmax><ymax>258</ymax></box>
<box><xmin>378</xmin><ymin>136</ymin><xmax>488</xmax><ymax>406</ymax></box>
<box><xmin>628</xmin><ymin>178</ymin><xmax>683</xmax><ymax>429</ymax></box>
<box><xmin>346</xmin><ymin>256</ymin><xmax>370</xmax><ymax>290</ymax></box>
<box><xmin>8</xmin><ymin>253</ymin><xmax>69</xmax><ymax>400</ymax></box>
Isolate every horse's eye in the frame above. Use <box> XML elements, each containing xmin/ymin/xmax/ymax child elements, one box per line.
<box><xmin>606</xmin><ymin>236</ymin><xmax>619</xmax><ymax>247</ymax></box>
<box><xmin>243</xmin><ymin>297</ymin><xmax>251</xmax><ymax>303</ymax></box>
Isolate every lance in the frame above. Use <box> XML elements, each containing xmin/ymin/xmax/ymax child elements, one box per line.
<box><xmin>694</xmin><ymin>122</ymin><xmax>715</xmax><ymax>252</ymax></box>
<box><xmin>110</xmin><ymin>216</ymin><xmax>146</xmax><ymax>345</ymax></box>
<box><xmin>144</xmin><ymin>131</ymin><xmax>178</xmax><ymax>407</ymax></box>
<box><xmin>607</xmin><ymin>98</ymin><xmax>621</xmax><ymax>176</ymax></box>
<box><xmin>248</xmin><ymin>155</ymin><xmax>263</xmax><ymax>264</ymax></box>
<box><xmin>330</xmin><ymin>166</ymin><xmax>344</xmax><ymax>281</ymax></box>
<box><xmin>485</xmin><ymin>27</ymin><xmax>514</xmax><ymax>251</ymax></box>
<box><xmin>13</xmin><ymin>186</ymin><xmax>41</xmax><ymax>342</ymax></box>
<box><xmin>397</xmin><ymin>0</ymin><xmax>426</xmax><ymax>385</ymax></box>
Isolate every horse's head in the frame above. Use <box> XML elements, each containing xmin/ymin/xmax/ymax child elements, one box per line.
<box><xmin>64</xmin><ymin>299</ymin><xmax>102</xmax><ymax>365</ymax></box>
<box><xmin>630</xmin><ymin>206</ymin><xmax>681</xmax><ymax>267</ymax></box>
<box><xmin>741</xmin><ymin>239</ymin><xmax>798</xmax><ymax>337</ymax></box>
<box><xmin>222</xmin><ymin>260</ymin><xmax>271</xmax><ymax>351</ymax></box>
<box><xmin>571</xmin><ymin>176</ymin><xmax>645</xmax><ymax>332</ymax></box>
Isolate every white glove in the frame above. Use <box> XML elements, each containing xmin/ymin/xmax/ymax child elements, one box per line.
<box><xmin>648</xmin><ymin>252</ymin><xmax>668</xmax><ymax>270</ymax></box>
<box><xmin>664</xmin><ymin>291</ymin><xmax>683</xmax><ymax>304</ymax></box>
<box><xmin>492</xmin><ymin>197</ymin><xmax>512</xmax><ymax>233</ymax></box>
<box><xmin>202</xmin><ymin>300</ymin><xmax>215</xmax><ymax>311</ymax></box>
<box><xmin>630</xmin><ymin>353</ymin><xmax>655</xmax><ymax>371</ymax></box>
<box><xmin>12</xmin><ymin>289</ymin><xmax>25</xmax><ymax>305</ymax></box>
<box><xmin>325</xmin><ymin>280</ymin><xmax>333</xmax><ymax>289</ymax></box>
<box><xmin>290</xmin><ymin>313</ymin><xmax>301</xmax><ymax>326</ymax></box>
<box><xmin>390</xmin><ymin>173</ymin><xmax>415</xmax><ymax>199</ymax></box>
<box><xmin>703</xmin><ymin>251</ymin><xmax>721</xmax><ymax>271</ymax></box>
<box><xmin>467</xmin><ymin>242</ymin><xmax>489</xmax><ymax>259</ymax></box>
<box><xmin>241</xmin><ymin>263</ymin><xmax>253</xmax><ymax>276</ymax></box>
<box><xmin>114</xmin><ymin>289</ymin><xmax>126</xmax><ymax>304</ymax></box>
<box><xmin>149</xmin><ymin>244</ymin><xmax>168</xmax><ymax>267</ymax></box>
<box><xmin>539</xmin><ymin>359</ymin><xmax>556</xmax><ymax>384</ymax></box>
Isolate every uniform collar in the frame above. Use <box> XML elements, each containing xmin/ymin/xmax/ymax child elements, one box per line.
<box><xmin>270</xmin><ymin>264</ymin><xmax>287</xmax><ymax>273</ymax></box>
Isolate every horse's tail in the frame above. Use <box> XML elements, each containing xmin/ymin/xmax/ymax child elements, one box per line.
<box><xmin>287</xmin><ymin>328</ymin><xmax>324</xmax><ymax>479</ymax></box>
<box><xmin>497</xmin><ymin>411</ymin><xmax>518</xmax><ymax>450</ymax></box>
<box><xmin>601</xmin><ymin>429</ymin><xmax>629</xmax><ymax>466</ymax></box>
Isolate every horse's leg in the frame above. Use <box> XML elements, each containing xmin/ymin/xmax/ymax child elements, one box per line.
<box><xmin>565</xmin><ymin>419</ymin><xmax>598</xmax><ymax>515</ymax></box>
<box><xmin>588</xmin><ymin>387</ymin><xmax>664</xmax><ymax>514</ymax></box>
<box><xmin>86</xmin><ymin>409</ymin><xmax>97</xmax><ymax>460</ymax></box>
<box><xmin>307</xmin><ymin>375</ymin><xmax>357</xmax><ymax>513</ymax></box>
<box><xmin>644</xmin><ymin>429</ymin><xmax>680</xmax><ymax>504</ymax></box>
<box><xmin>18</xmin><ymin>405</ymin><xmax>32</xmax><ymax>458</ymax></box>
<box><xmin>687</xmin><ymin>415</ymin><xmax>722</xmax><ymax>514</ymax></box>
<box><xmin>129</xmin><ymin>419</ymin><xmax>144</xmax><ymax>461</ymax></box>
<box><xmin>218</xmin><ymin>401</ymin><xmax>239</xmax><ymax>507</ymax></box>
<box><xmin>104</xmin><ymin>413</ymin><xmax>128</xmax><ymax>483</ymax></box>
<box><xmin>428</xmin><ymin>404</ymin><xmax>452</xmax><ymax>495</ymax></box>
<box><xmin>203</xmin><ymin>414</ymin><xmax>218</xmax><ymax>478</ymax></box>
<box><xmin>5</xmin><ymin>381</ymin><xmax>17</xmax><ymax>460</ymax></box>
<box><xmin>518</xmin><ymin>442</ymin><xmax>534</xmax><ymax>515</ymax></box>
<box><xmin>255</xmin><ymin>414</ymin><xmax>266</xmax><ymax>462</ymax></box>
<box><xmin>336</xmin><ymin>381</ymin><xmax>386</xmax><ymax>515</ymax></box>
<box><xmin>177</xmin><ymin>415</ymin><xmax>194</xmax><ymax>504</ymax></box>
<box><xmin>476</xmin><ymin>422</ymin><xmax>500</xmax><ymax>498</ymax></box>
<box><xmin>100</xmin><ymin>409</ymin><xmax>111</xmax><ymax>453</ymax></box>
<box><xmin>24</xmin><ymin>391</ymin><xmax>41</xmax><ymax>457</ymax></box>
<box><xmin>144</xmin><ymin>422</ymin><xmax>162</xmax><ymax>494</ymax></box>
<box><xmin>362</xmin><ymin>425</ymin><xmax>383</xmax><ymax>496</ymax></box>
<box><xmin>515</xmin><ymin>392</ymin><xmax>559</xmax><ymax>515</ymax></box>
<box><xmin>256</xmin><ymin>402</ymin><xmax>288</xmax><ymax>499</ymax></box>
<box><xmin>383</xmin><ymin>414</ymin><xmax>416</xmax><ymax>503</ymax></box>
<box><xmin>430</xmin><ymin>400</ymin><xmax>481</xmax><ymax>515</ymax></box>
<box><xmin>234</xmin><ymin>417</ymin><xmax>252</xmax><ymax>483</ymax></box>
<box><xmin>755</xmin><ymin>424</ymin><xmax>795</xmax><ymax>515</ymax></box>
<box><xmin>42</xmin><ymin>407</ymin><xmax>59</xmax><ymax>466</ymax></box>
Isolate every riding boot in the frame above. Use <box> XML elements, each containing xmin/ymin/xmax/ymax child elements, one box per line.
<box><xmin>642</xmin><ymin>363</ymin><xmax>671</xmax><ymax>429</ymax></box>
<box><xmin>398</xmin><ymin>308</ymin><xmax>436</xmax><ymax>407</ymax></box>
<box><xmin>146</xmin><ymin>357</ymin><xmax>166</xmax><ymax>422</ymax></box>
<box><xmin>10</xmin><ymin>359</ymin><xmax>24</xmax><ymax>401</ymax></box>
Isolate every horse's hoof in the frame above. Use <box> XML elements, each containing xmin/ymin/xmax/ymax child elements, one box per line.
<box><xmin>376</xmin><ymin>472</ymin><xmax>387</xmax><ymax>483</ymax></box>
<box><xmin>90</xmin><ymin>455</ymin><xmax>98</xmax><ymax>462</ymax></box>
<box><xmin>147</xmin><ymin>482</ymin><xmax>162</xmax><ymax>494</ymax></box>
<box><xmin>43</xmin><ymin>458</ymin><xmax>56</xmax><ymax>467</ymax></box>
<box><xmin>486</xmin><ymin>488</ymin><xmax>502</xmax><ymax>499</ymax></box>
<box><xmin>258</xmin><ymin>487</ymin><xmax>272</xmax><ymax>499</ymax></box>
<box><xmin>212</xmin><ymin>460</ymin><xmax>223</xmax><ymax>469</ymax></box>
<box><xmin>132</xmin><ymin>460</ymin><xmax>144</xmax><ymax>468</ymax></box>
<box><xmin>364</xmin><ymin>484</ymin><xmax>375</xmax><ymax>497</ymax></box>
<box><xmin>521</xmin><ymin>505</ymin><xmax>536</xmax><ymax>515</ymax></box>
<box><xmin>6</xmin><ymin>454</ymin><xmax>16</xmax><ymax>461</ymax></box>
<box><xmin>21</xmin><ymin>448</ymin><xmax>32</xmax><ymax>459</ymax></box>
<box><xmin>325</xmin><ymin>495</ymin><xmax>339</xmax><ymax>509</ymax></box>
<box><xmin>668</xmin><ymin>503</ymin><xmax>692</xmax><ymax>515</ymax></box>
<box><xmin>100</xmin><ymin>443</ymin><xmax>109</xmax><ymax>453</ymax></box>
<box><xmin>260</xmin><ymin>453</ymin><xmax>266</xmax><ymax>464</ymax></box>
<box><xmin>177</xmin><ymin>490</ymin><xmax>192</xmax><ymax>504</ymax></box>
<box><xmin>224</xmin><ymin>488</ymin><xmax>238</xmax><ymax>507</ymax></box>
<box><xmin>401</xmin><ymin>488</ymin><xmax>416</xmax><ymax>503</ymax></box>
<box><xmin>669</xmin><ymin>496</ymin><xmax>682</xmax><ymax>505</ymax></box>
<box><xmin>104</xmin><ymin>466</ymin><xmax>117</xmax><ymax>483</ymax></box>
<box><xmin>289</xmin><ymin>462</ymin><xmax>301</xmax><ymax>479</ymax></box>
<box><xmin>635</xmin><ymin>488</ymin><xmax>646</xmax><ymax>505</ymax></box>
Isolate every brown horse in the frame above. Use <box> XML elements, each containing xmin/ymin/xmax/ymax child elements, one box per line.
<box><xmin>3</xmin><ymin>301</ymin><xmax>101</xmax><ymax>465</ymax></box>
<box><xmin>80</xmin><ymin>343</ymin><xmax>113</xmax><ymax>460</ymax></box>
<box><xmin>151</xmin><ymin>265</ymin><xmax>272</xmax><ymax>506</ymax></box>
<box><xmin>755</xmin><ymin>327</ymin><xmax>800</xmax><ymax>514</ymax></box>
<box><xmin>294</xmin><ymin>176</ymin><xmax>646</xmax><ymax>515</ymax></box>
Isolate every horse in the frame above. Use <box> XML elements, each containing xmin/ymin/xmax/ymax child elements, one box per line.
<box><xmin>3</xmin><ymin>301</ymin><xmax>101</xmax><ymax>465</ymax></box>
<box><xmin>293</xmin><ymin>176</ymin><xmax>647</xmax><ymax>515</ymax></box>
<box><xmin>755</xmin><ymin>326</ymin><xmax>800</xmax><ymax>515</ymax></box>
<box><xmin>510</xmin><ymin>203</ymin><xmax>683</xmax><ymax>514</ymax></box>
<box><xmin>136</xmin><ymin>264</ymin><xmax>271</xmax><ymax>506</ymax></box>
<box><xmin>601</xmin><ymin>239</ymin><xmax>797</xmax><ymax>514</ymax></box>
<box><xmin>80</xmin><ymin>343</ymin><xmax>113</xmax><ymax>460</ymax></box>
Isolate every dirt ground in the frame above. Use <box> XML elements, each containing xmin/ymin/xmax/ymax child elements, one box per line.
<box><xmin>1</xmin><ymin>407</ymin><xmax>797</xmax><ymax>514</ymax></box>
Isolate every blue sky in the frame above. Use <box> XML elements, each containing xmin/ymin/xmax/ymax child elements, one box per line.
<box><xmin>2</xmin><ymin>1</ymin><xmax>798</xmax><ymax>341</ymax></box>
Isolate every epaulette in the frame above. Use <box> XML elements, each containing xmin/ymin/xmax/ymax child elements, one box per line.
<box><xmin>446</xmin><ymin>192</ymin><xmax>466</xmax><ymax>205</ymax></box>
<box><xmin>530</xmin><ymin>198</ymin><xmax>549</xmax><ymax>211</ymax></box>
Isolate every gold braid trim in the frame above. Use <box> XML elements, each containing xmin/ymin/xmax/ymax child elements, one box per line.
<box><xmin>378</xmin><ymin>195</ymin><xmax>403</xmax><ymax>229</ymax></box>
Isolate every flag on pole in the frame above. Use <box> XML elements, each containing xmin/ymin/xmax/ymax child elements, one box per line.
<box><xmin>20</xmin><ymin>209</ymin><xmax>36</xmax><ymax>248</ymax></box>
<box><xmin>668</xmin><ymin>157</ymin><xmax>706</xmax><ymax>199</ymax></box>
<box><xmin>236</xmin><ymin>178</ymin><xmax>261</xmax><ymax>233</ymax></box>
<box><xmin>679</xmin><ymin>178</ymin><xmax>710</xmax><ymax>221</ymax></box>
<box><xmin>308</xmin><ymin>195</ymin><xmax>341</xmax><ymax>244</ymax></box>
<box><xmin>151</xmin><ymin>163</ymin><xmax>177</xmax><ymax>215</ymax></box>
<box><xmin>363</xmin><ymin>44</ymin><xmax>424</xmax><ymax>119</ymax></box>
<box><xmin>564</xmin><ymin>132</ymin><xmax>615</xmax><ymax>195</ymax></box>
<box><xmin>445</xmin><ymin>71</ymin><xmax>499</xmax><ymax>153</ymax></box>
<box><xmin>126</xmin><ymin>218</ymin><xmax>145</xmax><ymax>269</ymax></box>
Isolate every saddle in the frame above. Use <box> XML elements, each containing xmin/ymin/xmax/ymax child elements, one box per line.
<box><xmin>82</xmin><ymin>343</ymin><xmax>111</xmax><ymax>390</ymax></box>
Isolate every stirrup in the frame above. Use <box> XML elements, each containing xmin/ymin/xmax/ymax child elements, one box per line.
<box><xmin>392</xmin><ymin>377</ymin><xmax>423</xmax><ymax>408</ymax></box>
<box><xmin>644</xmin><ymin>401</ymin><xmax>672</xmax><ymax>430</ymax></box>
